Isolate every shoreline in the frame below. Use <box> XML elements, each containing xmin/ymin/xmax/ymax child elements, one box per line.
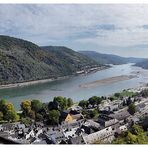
<box><xmin>79</xmin><ymin>75</ymin><xmax>138</xmax><ymax>88</ymax></box>
<box><xmin>0</xmin><ymin>76</ymin><xmax>70</xmax><ymax>90</ymax></box>
<box><xmin>0</xmin><ymin>66</ymin><xmax>109</xmax><ymax>90</ymax></box>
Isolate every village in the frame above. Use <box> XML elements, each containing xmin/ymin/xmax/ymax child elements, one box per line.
<box><xmin>0</xmin><ymin>86</ymin><xmax>148</xmax><ymax>144</ymax></box>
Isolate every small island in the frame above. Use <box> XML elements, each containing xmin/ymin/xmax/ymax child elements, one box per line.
<box><xmin>79</xmin><ymin>75</ymin><xmax>137</xmax><ymax>88</ymax></box>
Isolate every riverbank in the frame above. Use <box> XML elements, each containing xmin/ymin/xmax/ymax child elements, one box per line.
<box><xmin>0</xmin><ymin>76</ymin><xmax>69</xmax><ymax>90</ymax></box>
<box><xmin>79</xmin><ymin>75</ymin><xmax>137</xmax><ymax>88</ymax></box>
<box><xmin>0</xmin><ymin>66</ymin><xmax>109</xmax><ymax>90</ymax></box>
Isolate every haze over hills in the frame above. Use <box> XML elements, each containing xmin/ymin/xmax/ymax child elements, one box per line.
<box><xmin>0</xmin><ymin>35</ymin><xmax>99</xmax><ymax>85</ymax></box>
<box><xmin>79</xmin><ymin>51</ymin><xmax>147</xmax><ymax>65</ymax></box>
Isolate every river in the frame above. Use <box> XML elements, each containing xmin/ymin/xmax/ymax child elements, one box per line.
<box><xmin>0</xmin><ymin>63</ymin><xmax>148</xmax><ymax>110</ymax></box>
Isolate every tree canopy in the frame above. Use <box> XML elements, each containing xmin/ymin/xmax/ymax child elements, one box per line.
<box><xmin>112</xmin><ymin>124</ymin><xmax>148</xmax><ymax>144</ymax></box>
<box><xmin>67</xmin><ymin>98</ymin><xmax>73</xmax><ymax>107</ymax></box>
<box><xmin>0</xmin><ymin>111</ymin><xmax>3</xmax><ymax>121</ymax></box>
<box><xmin>31</xmin><ymin>100</ymin><xmax>43</xmax><ymax>113</ymax></box>
<box><xmin>53</xmin><ymin>96</ymin><xmax>68</xmax><ymax>110</ymax></box>
<box><xmin>0</xmin><ymin>99</ymin><xmax>19</xmax><ymax>122</ymax></box>
<box><xmin>78</xmin><ymin>100</ymin><xmax>88</xmax><ymax>109</ymax></box>
<box><xmin>128</xmin><ymin>103</ymin><xmax>137</xmax><ymax>115</ymax></box>
<box><xmin>140</xmin><ymin>89</ymin><xmax>148</xmax><ymax>98</ymax></box>
<box><xmin>47</xmin><ymin>109</ymin><xmax>60</xmax><ymax>125</ymax></box>
<box><xmin>21</xmin><ymin>100</ymin><xmax>31</xmax><ymax>116</ymax></box>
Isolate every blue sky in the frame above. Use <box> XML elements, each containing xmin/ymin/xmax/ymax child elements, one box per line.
<box><xmin>0</xmin><ymin>4</ymin><xmax>148</xmax><ymax>58</ymax></box>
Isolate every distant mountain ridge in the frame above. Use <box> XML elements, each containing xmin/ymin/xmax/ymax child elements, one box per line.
<box><xmin>0</xmin><ymin>35</ymin><xmax>99</xmax><ymax>85</ymax></box>
<box><xmin>134</xmin><ymin>60</ymin><xmax>148</xmax><ymax>69</ymax></box>
<box><xmin>79</xmin><ymin>51</ymin><xmax>147</xmax><ymax>65</ymax></box>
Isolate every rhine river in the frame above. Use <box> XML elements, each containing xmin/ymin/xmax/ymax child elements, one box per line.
<box><xmin>0</xmin><ymin>63</ymin><xmax>148</xmax><ymax>110</ymax></box>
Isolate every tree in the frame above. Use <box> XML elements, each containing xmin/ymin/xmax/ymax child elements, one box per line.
<box><xmin>126</xmin><ymin>132</ymin><xmax>137</xmax><ymax>144</ymax></box>
<box><xmin>112</xmin><ymin>124</ymin><xmax>148</xmax><ymax>144</ymax></box>
<box><xmin>31</xmin><ymin>100</ymin><xmax>43</xmax><ymax>113</ymax></box>
<box><xmin>0</xmin><ymin>99</ymin><xmax>19</xmax><ymax>122</ymax></box>
<box><xmin>141</xmin><ymin>89</ymin><xmax>148</xmax><ymax>97</ymax></box>
<box><xmin>28</xmin><ymin>110</ymin><xmax>35</xmax><ymax>119</ymax></box>
<box><xmin>87</xmin><ymin>109</ymin><xmax>98</xmax><ymax>119</ymax></box>
<box><xmin>114</xmin><ymin>93</ymin><xmax>120</xmax><ymax>98</ymax></box>
<box><xmin>40</xmin><ymin>103</ymin><xmax>48</xmax><ymax>116</ymax></box>
<box><xmin>128</xmin><ymin>103</ymin><xmax>137</xmax><ymax>115</ymax></box>
<box><xmin>0</xmin><ymin>112</ymin><xmax>3</xmax><ymax>121</ymax></box>
<box><xmin>131</xmin><ymin>125</ymin><xmax>144</xmax><ymax>135</ymax></box>
<box><xmin>36</xmin><ymin>113</ymin><xmax>43</xmax><ymax>121</ymax></box>
<box><xmin>108</xmin><ymin>97</ymin><xmax>115</xmax><ymax>102</ymax></box>
<box><xmin>67</xmin><ymin>98</ymin><xmax>73</xmax><ymax>107</ymax></box>
<box><xmin>78</xmin><ymin>100</ymin><xmax>88</xmax><ymax>109</ymax></box>
<box><xmin>0</xmin><ymin>99</ymin><xmax>7</xmax><ymax>109</ymax></box>
<box><xmin>127</xmin><ymin>97</ymin><xmax>132</xmax><ymax>105</ymax></box>
<box><xmin>140</xmin><ymin>116</ymin><xmax>148</xmax><ymax>131</ymax></box>
<box><xmin>48</xmin><ymin>101</ymin><xmax>56</xmax><ymax>110</ymax></box>
<box><xmin>4</xmin><ymin>110</ymin><xmax>19</xmax><ymax>122</ymax></box>
<box><xmin>96</xmin><ymin>97</ymin><xmax>102</xmax><ymax>105</ymax></box>
<box><xmin>6</xmin><ymin>103</ymin><xmax>15</xmax><ymax>111</ymax></box>
<box><xmin>21</xmin><ymin>117</ymin><xmax>32</xmax><ymax>125</ymax></box>
<box><xmin>53</xmin><ymin>96</ymin><xmax>68</xmax><ymax>110</ymax></box>
<box><xmin>88</xmin><ymin>96</ymin><xmax>97</xmax><ymax>107</ymax></box>
<box><xmin>0</xmin><ymin>99</ymin><xmax>7</xmax><ymax>114</ymax></box>
<box><xmin>21</xmin><ymin>100</ymin><xmax>31</xmax><ymax>116</ymax></box>
<box><xmin>48</xmin><ymin>110</ymin><xmax>60</xmax><ymax>125</ymax></box>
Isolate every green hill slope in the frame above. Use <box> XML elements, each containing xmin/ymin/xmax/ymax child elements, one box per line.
<box><xmin>0</xmin><ymin>36</ymin><xmax>99</xmax><ymax>85</ymax></box>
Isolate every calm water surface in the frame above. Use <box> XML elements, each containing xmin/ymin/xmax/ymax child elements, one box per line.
<box><xmin>0</xmin><ymin>63</ymin><xmax>148</xmax><ymax>110</ymax></box>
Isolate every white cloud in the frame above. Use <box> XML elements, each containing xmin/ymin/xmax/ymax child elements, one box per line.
<box><xmin>0</xmin><ymin>4</ymin><xmax>148</xmax><ymax>57</ymax></box>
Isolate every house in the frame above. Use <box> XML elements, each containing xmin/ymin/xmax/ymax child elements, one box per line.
<box><xmin>71</xmin><ymin>114</ymin><xmax>84</xmax><ymax>121</ymax></box>
<box><xmin>1</xmin><ymin>123</ymin><xmax>15</xmax><ymax>131</ymax></box>
<box><xmin>60</xmin><ymin>111</ymin><xmax>73</xmax><ymax>122</ymax></box>
<box><xmin>103</xmin><ymin>104</ymin><xmax>119</xmax><ymax>112</ymax></box>
<box><xmin>110</xmin><ymin>104</ymin><xmax>119</xmax><ymax>111</ymax></box>
<box><xmin>109</xmin><ymin>110</ymin><xmax>130</xmax><ymax>122</ymax></box>
<box><xmin>68</xmin><ymin>136</ymin><xmax>86</xmax><ymax>144</ymax></box>
<box><xmin>81</xmin><ymin>125</ymin><xmax>96</xmax><ymax>135</ymax></box>
<box><xmin>84</xmin><ymin>120</ymin><xmax>101</xmax><ymax>129</ymax></box>
<box><xmin>116</xmin><ymin>125</ymin><xmax>128</xmax><ymax>134</ymax></box>
<box><xmin>88</xmin><ymin>104</ymin><xmax>93</xmax><ymax>109</ymax></box>
<box><xmin>26</xmin><ymin>130</ymin><xmax>35</xmax><ymax>140</ymax></box>
<box><xmin>45</xmin><ymin>128</ymin><xmax>66</xmax><ymax>144</ymax></box>
<box><xmin>16</xmin><ymin>123</ymin><xmax>26</xmax><ymax>129</ymax></box>
<box><xmin>61</xmin><ymin>110</ymin><xmax>84</xmax><ymax>123</ymax></box>
<box><xmin>70</xmin><ymin>106</ymin><xmax>83</xmax><ymax>111</ymax></box>
<box><xmin>60</xmin><ymin>119</ymin><xmax>84</xmax><ymax>131</ymax></box>
<box><xmin>131</xmin><ymin>117</ymin><xmax>139</xmax><ymax>124</ymax></box>
<box><xmin>81</xmin><ymin>120</ymin><xmax>101</xmax><ymax>134</ymax></box>
<box><xmin>137</xmin><ymin>103</ymin><xmax>146</xmax><ymax>113</ymax></box>
<box><xmin>83</xmin><ymin>126</ymin><xmax>117</xmax><ymax>144</ymax></box>
<box><xmin>32</xmin><ymin>139</ymin><xmax>47</xmax><ymax>144</ymax></box>
<box><xmin>98</xmin><ymin>114</ymin><xmax>119</xmax><ymax>128</ymax></box>
<box><xmin>63</xmin><ymin>127</ymin><xmax>78</xmax><ymax>138</ymax></box>
<box><xmin>101</xmin><ymin>99</ymin><xmax>111</xmax><ymax>107</ymax></box>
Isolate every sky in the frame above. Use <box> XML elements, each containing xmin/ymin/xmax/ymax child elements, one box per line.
<box><xmin>0</xmin><ymin>4</ymin><xmax>148</xmax><ymax>58</ymax></box>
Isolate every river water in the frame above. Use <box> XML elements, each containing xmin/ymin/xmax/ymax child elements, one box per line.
<box><xmin>0</xmin><ymin>63</ymin><xmax>148</xmax><ymax>110</ymax></box>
